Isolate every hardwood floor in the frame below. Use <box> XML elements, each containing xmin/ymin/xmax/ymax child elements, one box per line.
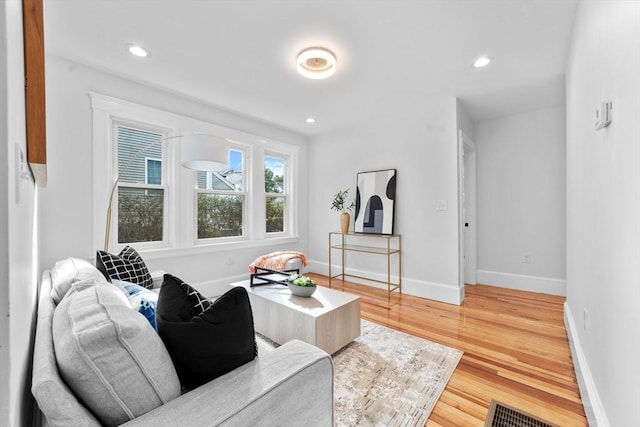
<box><xmin>307</xmin><ymin>274</ymin><xmax>587</xmax><ymax>427</ymax></box>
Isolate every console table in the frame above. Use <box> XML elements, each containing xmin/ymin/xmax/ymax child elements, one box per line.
<box><xmin>328</xmin><ymin>232</ymin><xmax>401</xmax><ymax>300</ymax></box>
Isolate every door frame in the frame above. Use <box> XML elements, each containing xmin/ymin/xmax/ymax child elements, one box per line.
<box><xmin>458</xmin><ymin>130</ymin><xmax>477</xmax><ymax>287</ymax></box>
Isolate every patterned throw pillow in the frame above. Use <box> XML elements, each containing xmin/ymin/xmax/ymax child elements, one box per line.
<box><xmin>181</xmin><ymin>279</ymin><xmax>213</xmax><ymax>316</ymax></box>
<box><xmin>112</xmin><ymin>280</ymin><xmax>159</xmax><ymax>331</ymax></box>
<box><xmin>96</xmin><ymin>246</ymin><xmax>153</xmax><ymax>289</ymax></box>
<box><xmin>156</xmin><ymin>274</ymin><xmax>257</xmax><ymax>389</ymax></box>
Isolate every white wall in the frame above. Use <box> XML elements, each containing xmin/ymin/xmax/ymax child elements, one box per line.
<box><xmin>565</xmin><ymin>2</ymin><xmax>640</xmax><ymax>425</ymax></box>
<box><xmin>0</xmin><ymin>3</ymin><xmax>9</xmax><ymax>423</ymax></box>
<box><xmin>456</xmin><ymin>100</ymin><xmax>475</xmax><ymax>138</ymax></box>
<box><xmin>41</xmin><ymin>54</ymin><xmax>309</xmax><ymax>294</ymax></box>
<box><xmin>0</xmin><ymin>1</ymin><xmax>39</xmax><ymax>425</ymax></box>
<box><xmin>475</xmin><ymin>106</ymin><xmax>566</xmax><ymax>295</ymax></box>
<box><xmin>308</xmin><ymin>97</ymin><xmax>464</xmax><ymax>304</ymax></box>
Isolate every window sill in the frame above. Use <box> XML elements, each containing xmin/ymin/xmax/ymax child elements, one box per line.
<box><xmin>138</xmin><ymin>236</ymin><xmax>300</xmax><ymax>261</ymax></box>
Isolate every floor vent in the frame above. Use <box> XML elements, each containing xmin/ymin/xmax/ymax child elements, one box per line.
<box><xmin>485</xmin><ymin>400</ymin><xmax>558</xmax><ymax>427</ymax></box>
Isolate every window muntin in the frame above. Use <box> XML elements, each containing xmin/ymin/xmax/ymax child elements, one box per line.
<box><xmin>265</xmin><ymin>155</ymin><xmax>286</xmax><ymax>234</ymax></box>
<box><xmin>196</xmin><ymin>148</ymin><xmax>246</xmax><ymax>239</ymax></box>
<box><xmin>115</xmin><ymin>125</ymin><xmax>166</xmax><ymax>245</ymax></box>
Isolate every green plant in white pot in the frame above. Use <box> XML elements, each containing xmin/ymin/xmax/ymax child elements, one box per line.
<box><xmin>331</xmin><ymin>189</ymin><xmax>355</xmax><ymax>234</ymax></box>
<box><xmin>287</xmin><ymin>274</ymin><xmax>317</xmax><ymax>297</ymax></box>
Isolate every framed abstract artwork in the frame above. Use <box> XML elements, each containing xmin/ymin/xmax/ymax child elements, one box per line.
<box><xmin>354</xmin><ymin>169</ymin><xmax>396</xmax><ymax>234</ymax></box>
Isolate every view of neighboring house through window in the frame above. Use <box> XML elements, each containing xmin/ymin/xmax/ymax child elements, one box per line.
<box><xmin>116</xmin><ymin>125</ymin><xmax>165</xmax><ymax>244</ymax></box>
<box><xmin>265</xmin><ymin>155</ymin><xmax>286</xmax><ymax>233</ymax></box>
<box><xmin>196</xmin><ymin>148</ymin><xmax>245</xmax><ymax>239</ymax></box>
<box><xmin>93</xmin><ymin>93</ymin><xmax>299</xmax><ymax>253</ymax></box>
<box><xmin>145</xmin><ymin>158</ymin><xmax>162</xmax><ymax>185</ymax></box>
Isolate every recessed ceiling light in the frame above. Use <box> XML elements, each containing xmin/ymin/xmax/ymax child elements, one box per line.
<box><xmin>473</xmin><ymin>56</ymin><xmax>491</xmax><ymax>68</ymax></box>
<box><xmin>297</xmin><ymin>47</ymin><xmax>336</xmax><ymax>79</ymax></box>
<box><xmin>306</xmin><ymin>117</ymin><xmax>316</xmax><ymax>124</ymax></box>
<box><xmin>128</xmin><ymin>44</ymin><xmax>149</xmax><ymax>58</ymax></box>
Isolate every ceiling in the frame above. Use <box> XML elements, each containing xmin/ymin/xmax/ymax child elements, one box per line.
<box><xmin>44</xmin><ymin>0</ymin><xmax>578</xmax><ymax>136</ymax></box>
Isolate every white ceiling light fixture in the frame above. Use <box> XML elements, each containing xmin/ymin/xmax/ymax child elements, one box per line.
<box><xmin>473</xmin><ymin>56</ymin><xmax>492</xmax><ymax>68</ymax></box>
<box><xmin>297</xmin><ymin>47</ymin><xmax>337</xmax><ymax>79</ymax></box>
<box><xmin>306</xmin><ymin>117</ymin><xmax>316</xmax><ymax>124</ymax></box>
<box><xmin>128</xmin><ymin>44</ymin><xmax>149</xmax><ymax>58</ymax></box>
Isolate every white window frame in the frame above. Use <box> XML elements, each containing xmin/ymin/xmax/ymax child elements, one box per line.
<box><xmin>90</xmin><ymin>92</ymin><xmax>300</xmax><ymax>259</ymax></box>
<box><xmin>111</xmin><ymin>122</ymin><xmax>169</xmax><ymax>249</ymax></box>
<box><xmin>264</xmin><ymin>152</ymin><xmax>289</xmax><ymax>236</ymax></box>
<box><xmin>195</xmin><ymin>143</ymin><xmax>249</xmax><ymax>244</ymax></box>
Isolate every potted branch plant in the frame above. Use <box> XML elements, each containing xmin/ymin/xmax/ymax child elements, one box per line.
<box><xmin>331</xmin><ymin>188</ymin><xmax>355</xmax><ymax>234</ymax></box>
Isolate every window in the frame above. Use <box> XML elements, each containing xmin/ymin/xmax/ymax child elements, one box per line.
<box><xmin>265</xmin><ymin>155</ymin><xmax>286</xmax><ymax>233</ymax></box>
<box><xmin>115</xmin><ymin>125</ymin><xmax>166</xmax><ymax>245</ymax></box>
<box><xmin>91</xmin><ymin>93</ymin><xmax>300</xmax><ymax>255</ymax></box>
<box><xmin>196</xmin><ymin>148</ymin><xmax>246</xmax><ymax>239</ymax></box>
<box><xmin>145</xmin><ymin>158</ymin><xmax>162</xmax><ymax>185</ymax></box>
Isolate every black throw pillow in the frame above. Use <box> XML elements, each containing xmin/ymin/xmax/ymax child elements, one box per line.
<box><xmin>156</xmin><ymin>274</ymin><xmax>257</xmax><ymax>389</ymax></box>
<box><xmin>96</xmin><ymin>246</ymin><xmax>153</xmax><ymax>289</ymax></box>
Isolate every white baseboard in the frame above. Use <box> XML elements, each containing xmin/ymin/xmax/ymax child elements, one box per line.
<box><xmin>308</xmin><ymin>260</ymin><xmax>464</xmax><ymax>305</ymax></box>
<box><xmin>194</xmin><ymin>262</ymin><xmax>463</xmax><ymax>305</ymax></box>
<box><xmin>477</xmin><ymin>270</ymin><xmax>566</xmax><ymax>296</ymax></box>
<box><xmin>564</xmin><ymin>302</ymin><xmax>609</xmax><ymax>427</ymax></box>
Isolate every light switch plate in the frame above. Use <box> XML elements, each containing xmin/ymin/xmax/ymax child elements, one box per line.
<box><xmin>594</xmin><ymin>101</ymin><xmax>612</xmax><ymax>130</ymax></box>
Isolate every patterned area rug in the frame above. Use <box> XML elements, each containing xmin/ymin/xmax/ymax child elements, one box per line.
<box><xmin>333</xmin><ymin>320</ymin><xmax>463</xmax><ymax>427</ymax></box>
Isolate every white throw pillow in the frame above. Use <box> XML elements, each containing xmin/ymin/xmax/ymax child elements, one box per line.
<box><xmin>52</xmin><ymin>283</ymin><xmax>180</xmax><ymax>426</ymax></box>
<box><xmin>50</xmin><ymin>257</ymin><xmax>108</xmax><ymax>304</ymax></box>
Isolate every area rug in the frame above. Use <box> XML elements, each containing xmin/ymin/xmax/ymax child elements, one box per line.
<box><xmin>333</xmin><ymin>320</ymin><xmax>463</xmax><ymax>427</ymax></box>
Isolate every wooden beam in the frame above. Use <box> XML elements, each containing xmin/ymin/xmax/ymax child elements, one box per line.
<box><xmin>22</xmin><ymin>0</ymin><xmax>47</xmax><ymax>187</ymax></box>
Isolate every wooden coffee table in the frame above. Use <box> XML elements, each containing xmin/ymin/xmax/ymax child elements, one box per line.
<box><xmin>230</xmin><ymin>280</ymin><xmax>361</xmax><ymax>354</ymax></box>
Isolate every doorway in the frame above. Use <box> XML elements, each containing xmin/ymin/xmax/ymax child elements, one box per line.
<box><xmin>458</xmin><ymin>130</ymin><xmax>477</xmax><ymax>286</ymax></box>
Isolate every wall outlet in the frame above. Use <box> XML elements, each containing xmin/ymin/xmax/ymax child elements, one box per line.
<box><xmin>522</xmin><ymin>253</ymin><xmax>531</xmax><ymax>264</ymax></box>
<box><xmin>227</xmin><ymin>255</ymin><xmax>234</xmax><ymax>266</ymax></box>
<box><xmin>435</xmin><ymin>200</ymin><xmax>448</xmax><ymax>211</ymax></box>
<box><xmin>390</xmin><ymin>254</ymin><xmax>397</xmax><ymax>265</ymax></box>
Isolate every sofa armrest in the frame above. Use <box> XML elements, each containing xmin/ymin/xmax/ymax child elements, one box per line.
<box><xmin>121</xmin><ymin>340</ymin><xmax>333</xmax><ymax>427</ymax></box>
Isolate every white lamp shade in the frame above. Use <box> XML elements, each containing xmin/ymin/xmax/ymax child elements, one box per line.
<box><xmin>180</xmin><ymin>134</ymin><xmax>229</xmax><ymax>172</ymax></box>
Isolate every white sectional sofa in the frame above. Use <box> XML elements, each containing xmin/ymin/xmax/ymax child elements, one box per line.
<box><xmin>31</xmin><ymin>260</ymin><xmax>334</xmax><ymax>426</ymax></box>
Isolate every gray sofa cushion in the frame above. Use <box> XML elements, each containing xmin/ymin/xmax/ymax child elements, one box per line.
<box><xmin>50</xmin><ymin>257</ymin><xmax>108</xmax><ymax>304</ymax></box>
<box><xmin>120</xmin><ymin>340</ymin><xmax>334</xmax><ymax>427</ymax></box>
<box><xmin>53</xmin><ymin>283</ymin><xmax>181</xmax><ymax>426</ymax></box>
<box><xmin>32</xmin><ymin>273</ymin><xmax>102</xmax><ymax>427</ymax></box>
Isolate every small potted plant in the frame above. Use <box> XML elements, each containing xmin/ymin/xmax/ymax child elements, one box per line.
<box><xmin>287</xmin><ymin>273</ymin><xmax>317</xmax><ymax>297</ymax></box>
<box><xmin>331</xmin><ymin>188</ymin><xmax>355</xmax><ymax>234</ymax></box>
